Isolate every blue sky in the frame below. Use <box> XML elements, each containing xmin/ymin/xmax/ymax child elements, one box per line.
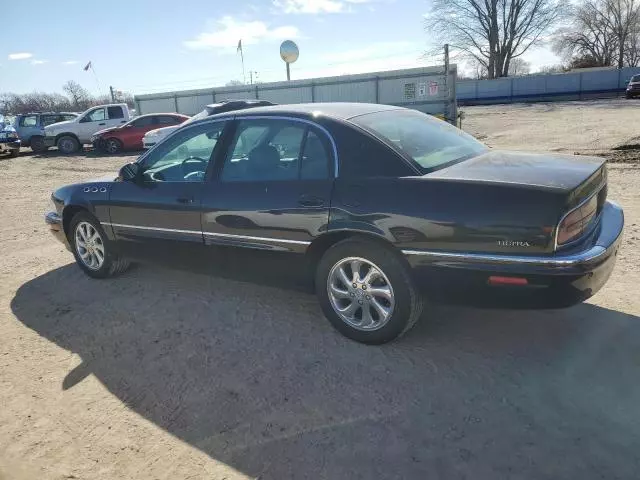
<box><xmin>1</xmin><ymin>0</ymin><xmax>559</xmax><ymax>97</ymax></box>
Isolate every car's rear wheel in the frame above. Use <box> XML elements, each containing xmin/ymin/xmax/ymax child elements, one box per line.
<box><xmin>69</xmin><ymin>212</ymin><xmax>130</xmax><ymax>279</ymax></box>
<box><xmin>104</xmin><ymin>138</ymin><xmax>122</xmax><ymax>154</ymax></box>
<box><xmin>315</xmin><ymin>238</ymin><xmax>423</xmax><ymax>344</ymax></box>
<box><xmin>30</xmin><ymin>136</ymin><xmax>48</xmax><ymax>153</ymax></box>
<box><xmin>57</xmin><ymin>135</ymin><xmax>80</xmax><ymax>154</ymax></box>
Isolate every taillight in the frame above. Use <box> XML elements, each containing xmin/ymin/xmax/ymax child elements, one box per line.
<box><xmin>556</xmin><ymin>194</ymin><xmax>599</xmax><ymax>246</ymax></box>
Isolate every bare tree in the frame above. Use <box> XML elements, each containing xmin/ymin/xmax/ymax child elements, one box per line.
<box><xmin>62</xmin><ymin>80</ymin><xmax>91</xmax><ymax>109</ymax></box>
<box><xmin>537</xmin><ymin>64</ymin><xmax>566</xmax><ymax>73</ymax></box>
<box><xmin>509</xmin><ymin>58</ymin><xmax>532</xmax><ymax>75</ymax></box>
<box><xmin>225</xmin><ymin>79</ymin><xmax>244</xmax><ymax>87</ymax></box>
<box><xmin>555</xmin><ymin>0</ymin><xmax>640</xmax><ymax>68</ymax></box>
<box><xmin>425</xmin><ymin>0</ymin><xmax>566</xmax><ymax>78</ymax></box>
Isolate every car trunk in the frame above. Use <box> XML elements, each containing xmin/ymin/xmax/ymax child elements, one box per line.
<box><xmin>423</xmin><ymin>150</ymin><xmax>607</xmax><ymax>254</ymax></box>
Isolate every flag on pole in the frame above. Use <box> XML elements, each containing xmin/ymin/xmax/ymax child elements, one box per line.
<box><xmin>237</xmin><ymin>40</ymin><xmax>246</xmax><ymax>84</ymax></box>
<box><xmin>83</xmin><ymin>61</ymin><xmax>92</xmax><ymax>71</ymax></box>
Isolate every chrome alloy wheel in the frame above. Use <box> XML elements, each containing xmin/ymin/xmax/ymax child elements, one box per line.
<box><xmin>74</xmin><ymin>221</ymin><xmax>105</xmax><ymax>270</ymax></box>
<box><xmin>327</xmin><ymin>257</ymin><xmax>395</xmax><ymax>331</ymax></box>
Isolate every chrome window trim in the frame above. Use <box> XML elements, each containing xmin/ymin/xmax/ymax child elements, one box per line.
<box><xmin>232</xmin><ymin>115</ymin><xmax>340</xmax><ymax>178</ymax></box>
<box><xmin>103</xmin><ymin>222</ymin><xmax>311</xmax><ymax>245</ymax></box>
<box><xmin>553</xmin><ymin>185</ymin><xmax>604</xmax><ymax>251</ymax></box>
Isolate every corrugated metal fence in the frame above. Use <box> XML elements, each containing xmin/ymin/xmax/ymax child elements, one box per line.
<box><xmin>134</xmin><ymin>66</ymin><xmax>458</xmax><ymax>123</ymax></box>
<box><xmin>458</xmin><ymin>67</ymin><xmax>640</xmax><ymax>105</ymax></box>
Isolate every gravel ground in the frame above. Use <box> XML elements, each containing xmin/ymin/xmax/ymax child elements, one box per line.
<box><xmin>1</xmin><ymin>100</ymin><xmax>639</xmax><ymax>480</ymax></box>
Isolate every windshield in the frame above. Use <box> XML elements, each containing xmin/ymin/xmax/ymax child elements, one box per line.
<box><xmin>351</xmin><ymin>109</ymin><xmax>488</xmax><ymax>172</ymax></box>
<box><xmin>632</xmin><ymin>75</ymin><xmax>640</xmax><ymax>82</ymax></box>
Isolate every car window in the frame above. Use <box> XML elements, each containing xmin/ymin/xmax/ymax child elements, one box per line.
<box><xmin>63</xmin><ymin>114</ymin><xmax>77</xmax><ymax>121</ymax></box>
<box><xmin>42</xmin><ymin>114</ymin><xmax>67</xmax><ymax>126</ymax></box>
<box><xmin>352</xmin><ymin>109</ymin><xmax>488</xmax><ymax>172</ymax></box>
<box><xmin>332</xmin><ymin>123</ymin><xmax>414</xmax><ymax>179</ymax></box>
<box><xmin>156</xmin><ymin>115</ymin><xmax>182</xmax><ymax>125</ymax></box>
<box><xmin>107</xmin><ymin>106</ymin><xmax>124</xmax><ymax>119</ymax></box>
<box><xmin>221</xmin><ymin>120</ymin><xmax>308</xmax><ymax>182</ymax></box>
<box><xmin>141</xmin><ymin>122</ymin><xmax>224</xmax><ymax>183</ymax></box>
<box><xmin>131</xmin><ymin>116</ymin><xmax>154</xmax><ymax>127</ymax></box>
<box><xmin>300</xmin><ymin>130</ymin><xmax>331</xmax><ymax>179</ymax></box>
<box><xmin>19</xmin><ymin>116</ymin><xmax>38</xmax><ymax>127</ymax></box>
<box><xmin>81</xmin><ymin>108</ymin><xmax>106</xmax><ymax>123</ymax></box>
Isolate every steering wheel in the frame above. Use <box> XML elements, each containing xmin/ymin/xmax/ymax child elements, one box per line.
<box><xmin>181</xmin><ymin>156</ymin><xmax>208</xmax><ymax>180</ymax></box>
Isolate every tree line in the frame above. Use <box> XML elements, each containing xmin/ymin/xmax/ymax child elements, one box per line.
<box><xmin>0</xmin><ymin>81</ymin><xmax>135</xmax><ymax>115</ymax></box>
<box><xmin>425</xmin><ymin>0</ymin><xmax>640</xmax><ymax>79</ymax></box>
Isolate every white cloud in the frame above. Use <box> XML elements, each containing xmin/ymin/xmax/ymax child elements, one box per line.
<box><xmin>62</xmin><ymin>60</ymin><xmax>79</xmax><ymax>65</ymax></box>
<box><xmin>31</xmin><ymin>59</ymin><xmax>48</xmax><ymax>65</ymax></box>
<box><xmin>274</xmin><ymin>0</ymin><xmax>343</xmax><ymax>13</ymax></box>
<box><xmin>184</xmin><ymin>16</ymin><xmax>299</xmax><ymax>50</ymax></box>
<box><xmin>8</xmin><ymin>52</ymin><xmax>33</xmax><ymax>60</ymax></box>
<box><xmin>273</xmin><ymin>0</ymin><xmax>374</xmax><ymax>13</ymax></box>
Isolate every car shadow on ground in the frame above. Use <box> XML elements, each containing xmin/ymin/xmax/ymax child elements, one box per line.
<box><xmin>11</xmin><ymin>262</ymin><xmax>640</xmax><ymax>479</ymax></box>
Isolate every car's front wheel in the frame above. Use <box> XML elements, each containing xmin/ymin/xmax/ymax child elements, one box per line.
<box><xmin>104</xmin><ymin>138</ymin><xmax>122</xmax><ymax>154</ymax></box>
<box><xmin>315</xmin><ymin>238</ymin><xmax>424</xmax><ymax>344</ymax></box>
<box><xmin>69</xmin><ymin>212</ymin><xmax>130</xmax><ymax>279</ymax></box>
<box><xmin>57</xmin><ymin>135</ymin><xmax>80</xmax><ymax>154</ymax></box>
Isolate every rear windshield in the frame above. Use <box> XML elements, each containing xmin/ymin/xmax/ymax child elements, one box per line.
<box><xmin>351</xmin><ymin>109</ymin><xmax>488</xmax><ymax>172</ymax></box>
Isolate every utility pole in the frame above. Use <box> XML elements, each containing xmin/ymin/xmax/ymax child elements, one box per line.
<box><xmin>249</xmin><ymin>71</ymin><xmax>259</xmax><ymax>85</ymax></box>
<box><xmin>443</xmin><ymin>44</ymin><xmax>450</xmax><ymax>124</ymax></box>
<box><xmin>109</xmin><ymin>85</ymin><xmax>115</xmax><ymax>102</ymax></box>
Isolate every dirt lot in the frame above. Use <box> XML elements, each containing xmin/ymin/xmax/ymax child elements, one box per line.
<box><xmin>1</xmin><ymin>100</ymin><xmax>640</xmax><ymax>480</ymax></box>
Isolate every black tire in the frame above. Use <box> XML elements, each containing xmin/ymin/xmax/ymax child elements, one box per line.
<box><xmin>30</xmin><ymin>136</ymin><xmax>48</xmax><ymax>153</ymax></box>
<box><xmin>104</xmin><ymin>138</ymin><xmax>122</xmax><ymax>154</ymax></box>
<box><xmin>315</xmin><ymin>238</ymin><xmax>424</xmax><ymax>344</ymax></box>
<box><xmin>69</xmin><ymin>211</ymin><xmax>130</xmax><ymax>279</ymax></box>
<box><xmin>57</xmin><ymin>135</ymin><xmax>80</xmax><ymax>155</ymax></box>
<box><xmin>8</xmin><ymin>149</ymin><xmax>19</xmax><ymax>158</ymax></box>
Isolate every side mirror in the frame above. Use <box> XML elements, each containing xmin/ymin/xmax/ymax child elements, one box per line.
<box><xmin>119</xmin><ymin>162</ymin><xmax>141</xmax><ymax>182</ymax></box>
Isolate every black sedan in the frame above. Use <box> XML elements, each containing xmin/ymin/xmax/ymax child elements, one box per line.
<box><xmin>45</xmin><ymin>103</ymin><xmax>624</xmax><ymax>344</ymax></box>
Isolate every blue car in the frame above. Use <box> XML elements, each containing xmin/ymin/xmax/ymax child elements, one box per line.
<box><xmin>0</xmin><ymin>115</ymin><xmax>20</xmax><ymax>157</ymax></box>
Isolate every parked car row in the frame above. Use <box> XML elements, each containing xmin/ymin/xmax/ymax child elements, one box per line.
<box><xmin>6</xmin><ymin>100</ymin><xmax>276</xmax><ymax>156</ymax></box>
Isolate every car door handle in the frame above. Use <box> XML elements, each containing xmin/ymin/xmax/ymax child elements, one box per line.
<box><xmin>98</xmin><ymin>123</ymin><xmax>106</xmax><ymax>126</ymax></box>
<box><xmin>176</xmin><ymin>196</ymin><xmax>195</xmax><ymax>204</ymax></box>
<box><xmin>298</xmin><ymin>195</ymin><xmax>324</xmax><ymax>208</ymax></box>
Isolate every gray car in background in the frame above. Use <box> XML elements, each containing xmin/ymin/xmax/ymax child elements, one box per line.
<box><xmin>15</xmin><ymin>112</ymin><xmax>78</xmax><ymax>152</ymax></box>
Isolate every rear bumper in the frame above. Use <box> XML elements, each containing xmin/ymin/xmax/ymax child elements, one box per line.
<box><xmin>405</xmin><ymin>200</ymin><xmax>624</xmax><ymax>308</ymax></box>
<box><xmin>0</xmin><ymin>140</ymin><xmax>20</xmax><ymax>153</ymax></box>
<box><xmin>45</xmin><ymin>212</ymin><xmax>71</xmax><ymax>250</ymax></box>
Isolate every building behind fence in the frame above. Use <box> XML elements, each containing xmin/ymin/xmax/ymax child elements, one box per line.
<box><xmin>134</xmin><ymin>65</ymin><xmax>458</xmax><ymax>123</ymax></box>
<box><xmin>457</xmin><ymin>67</ymin><xmax>640</xmax><ymax>105</ymax></box>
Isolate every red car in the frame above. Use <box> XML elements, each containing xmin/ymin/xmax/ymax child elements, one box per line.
<box><xmin>92</xmin><ymin>113</ymin><xmax>189</xmax><ymax>153</ymax></box>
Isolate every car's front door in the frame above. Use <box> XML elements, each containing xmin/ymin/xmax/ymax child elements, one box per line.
<box><xmin>77</xmin><ymin>107</ymin><xmax>107</xmax><ymax>143</ymax></box>
<box><xmin>118</xmin><ymin>115</ymin><xmax>154</xmax><ymax>149</ymax></box>
<box><xmin>201</xmin><ymin>117</ymin><xmax>335</xmax><ymax>253</ymax></box>
<box><xmin>107</xmin><ymin>120</ymin><xmax>227</xmax><ymax>260</ymax></box>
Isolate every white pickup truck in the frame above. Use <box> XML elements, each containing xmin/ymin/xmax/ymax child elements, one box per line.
<box><xmin>44</xmin><ymin>103</ymin><xmax>131</xmax><ymax>154</ymax></box>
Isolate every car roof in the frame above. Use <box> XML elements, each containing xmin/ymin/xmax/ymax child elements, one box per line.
<box><xmin>207</xmin><ymin>102</ymin><xmax>403</xmax><ymax>121</ymax></box>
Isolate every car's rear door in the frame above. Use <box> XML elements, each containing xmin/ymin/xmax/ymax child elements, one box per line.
<box><xmin>200</xmin><ymin>117</ymin><xmax>335</xmax><ymax>253</ymax></box>
<box><xmin>107</xmin><ymin>120</ymin><xmax>228</xmax><ymax>260</ymax></box>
